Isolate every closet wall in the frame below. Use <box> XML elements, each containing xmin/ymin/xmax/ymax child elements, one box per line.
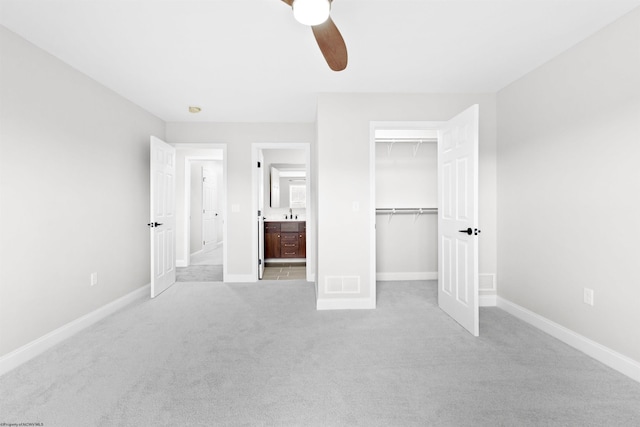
<box><xmin>375</xmin><ymin>138</ymin><xmax>438</xmax><ymax>280</ymax></box>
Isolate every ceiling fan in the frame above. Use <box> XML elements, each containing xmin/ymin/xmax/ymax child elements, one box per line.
<box><xmin>281</xmin><ymin>0</ymin><xmax>348</xmax><ymax>71</ymax></box>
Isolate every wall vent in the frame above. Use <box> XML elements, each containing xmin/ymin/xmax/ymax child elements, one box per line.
<box><xmin>479</xmin><ymin>273</ymin><xmax>496</xmax><ymax>291</ymax></box>
<box><xmin>325</xmin><ymin>276</ymin><xmax>361</xmax><ymax>294</ymax></box>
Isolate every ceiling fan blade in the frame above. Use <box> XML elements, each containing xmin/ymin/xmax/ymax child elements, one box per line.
<box><xmin>312</xmin><ymin>16</ymin><xmax>348</xmax><ymax>71</ymax></box>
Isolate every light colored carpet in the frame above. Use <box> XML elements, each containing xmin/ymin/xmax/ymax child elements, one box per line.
<box><xmin>176</xmin><ymin>265</ymin><xmax>223</xmax><ymax>282</ymax></box>
<box><xmin>190</xmin><ymin>245</ymin><xmax>222</xmax><ymax>266</ymax></box>
<box><xmin>1</xmin><ymin>281</ymin><xmax>640</xmax><ymax>426</ymax></box>
<box><xmin>177</xmin><ymin>246</ymin><xmax>223</xmax><ymax>281</ymax></box>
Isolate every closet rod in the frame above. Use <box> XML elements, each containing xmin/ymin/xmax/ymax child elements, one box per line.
<box><xmin>376</xmin><ymin>208</ymin><xmax>437</xmax><ymax>212</ymax></box>
<box><xmin>376</xmin><ymin>208</ymin><xmax>438</xmax><ymax>213</ymax></box>
<box><xmin>375</xmin><ymin>138</ymin><xmax>438</xmax><ymax>143</ymax></box>
<box><xmin>376</xmin><ymin>207</ymin><xmax>438</xmax><ymax>223</ymax></box>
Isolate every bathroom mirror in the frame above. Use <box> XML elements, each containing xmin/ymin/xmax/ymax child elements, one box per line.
<box><xmin>270</xmin><ymin>164</ymin><xmax>306</xmax><ymax>208</ymax></box>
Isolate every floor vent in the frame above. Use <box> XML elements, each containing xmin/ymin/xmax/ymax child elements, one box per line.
<box><xmin>325</xmin><ymin>276</ymin><xmax>361</xmax><ymax>294</ymax></box>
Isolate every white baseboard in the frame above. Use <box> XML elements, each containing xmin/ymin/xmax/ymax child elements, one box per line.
<box><xmin>497</xmin><ymin>297</ymin><xmax>640</xmax><ymax>383</ymax></box>
<box><xmin>225</xmin><ymin>274</ymin><xmax>256</xmax><ymax>283</ymax></box>
<box><xmin>479</xmin><ymin>294</ymin><xmax>497</xmax><ymax>307</ymax></box>
<box><xmin>376</xmin><ymin>272</ymin><xmax>438</xmax><ymax>281</ymax></box>
<box><xmin>0</xmin><ymin>284</ymin><xmax>150</xmax><ymax>377</ymax></box>
<box><xmin>317</xmin><ymin>297</ymin><xmax>376</xmax><ymax>310</ymax></box>
<box><xmin>176</xmin><ymin>260</ymin><xmax>187</xmax><ymax>267</ymax></box>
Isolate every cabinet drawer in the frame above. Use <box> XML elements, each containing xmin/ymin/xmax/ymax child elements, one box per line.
<box><xmin>281</xmin><ymin>222</ymin><xmax>300</xmax><ymax>232</ymax></box>
<box><xmin>281</xmin><ymin>232</ymin><xmax>298</xmax><ymax>242</ymax></box>
<box><xmin>281</xmin><ymin>242</ymin><xmax>300</xmax><ymax>257</ymax></box>
<box><xmin>265</xmin><ymin>223</ymin><xmax>280</xmax><ymax>233</ymax></box>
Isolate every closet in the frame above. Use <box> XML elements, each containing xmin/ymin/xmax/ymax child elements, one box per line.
<box><xmin>375</xmin><ymin>130</ymin><xmax>438</xmax><ymax>281</ymax></box>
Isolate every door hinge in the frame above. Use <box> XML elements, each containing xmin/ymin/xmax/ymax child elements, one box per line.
<box><xmin>258</xmin><ymin>210</ymin><xmax>262</xmax><ymax>217</ymax></box>
<box><xmin>203</xmin><ymin>240</ymin><xmax>206</xmax><ymax>245</ymax></box>
<box><xmin>202</xmin><ymin>177</ymin><xmax>206</xmax><ymax>182</ymax></box>
<box><xmin>257</xmin><ymin>161</ymin><xmax>261</xmax><ymax>168</ymax></box>
<box><xmin>258</xmin><ymin>259</ymin><xmax>262</xmax><ymax>265</ymax></box>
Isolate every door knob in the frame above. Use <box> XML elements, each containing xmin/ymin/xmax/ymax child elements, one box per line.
<box><xmin>147</xmin><ymin>222</ymin><xmax>163</xmax><ymax>228</ymax></box>
<box><xmin>458</xmin><ymin>228</ymin><xmax>481</xmax><ymax>235</ymax></box>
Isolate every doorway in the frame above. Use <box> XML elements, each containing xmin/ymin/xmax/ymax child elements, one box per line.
<box><xmin>370</xmin><ymin>106</ymin><xmax>480</xmax><ymax>335</ymax></box>
<box><xmin>252</xmin><ymin>143</ymin><xmax>313</xmax><ymax>283</ymax></box>
<box><xmin>175</xmin><ymin>145</ymin><xmax>227</xmax><ymax>282</ymax></box>
<box><xmin>374</xmin><ymin>129</ymin><xmax>439</xmax><ymax>282</ymax></box>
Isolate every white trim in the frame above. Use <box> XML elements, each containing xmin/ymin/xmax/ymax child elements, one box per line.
<box><xmin>479</xmin><ymin>294</ymin><xmax>497</xmax><ymax>307</ymax></box>
<box><xmin>176</xmin><ymin>260</ymin><xmax>188</xmax><ymax>267</ymax></box>
<box><xmin>497</xmin><ymin>297</ymin><xmax>640</xmax><ymax>383</ymax></box>
<box><xmin>376</xmin><ymin>272</ymin><xmax>438</xmax><ymax>281</ymax></box>
<box><xmin>317</xmin><ymin>297</ymin><xmax>376</xmax><ymax>310</ymax></box>
<box><xmin>190</xmin><ymin>248</ymin><xmax>205</xmax><ymax>258</ymax></box>
<box><xmin>0</xmin><ymin>284</ymin><xmax>150</xmax><ymax>377</ymax></box>
<box><xmin>224</xmin><ymin>274</ymin><xmax>256</xmax><ymax>283</ymax></box>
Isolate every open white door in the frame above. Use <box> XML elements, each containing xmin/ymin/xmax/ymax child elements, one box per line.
<box><xmin>437</xmin><ymin>105</ymin><xmax>480</xmax><ymax>336</ymax></box>
<box><xmin>202</xmin><ymin>166</ymin><xmax>217</xmax><ymax>249</ymax></box>
<box><xmin>257</xmin><ymin>151</ymin><xmax>265</xmax><ymax>279</ymax></box>
<box><xmin>150</xmin><ymin>136</ymin><xmax>176</xmax><ymax>298</ymax></box>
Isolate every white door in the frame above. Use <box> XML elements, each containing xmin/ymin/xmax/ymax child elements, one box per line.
<box><xmin>437</xmin><ymin>104</ymin><xmax>480</xmax><ymax>336</ymax></box>
<box><xmin>202</xmin><ymin>166</ymin><xmax>217</xmax><ymax>249</ymax></box>
<box><xmin>150</xmin><ymin>136</ymin><xmax>176</xmax><ymax>298</ymax></box>
<box><xmin>257</xmin><ymin>151</ymin><xmax>265</xmax><ymax>279</ymax></box>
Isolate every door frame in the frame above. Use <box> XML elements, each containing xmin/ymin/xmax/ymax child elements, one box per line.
<box><xmin>369</xmin><ymin>121</ymin><xmax>445</xmax><ymax>308</ymax></box>
<box><xmin>175</xmin><ymin>144</ymin><xmax>227</xmax><ymax>281</ymax></box>
<box><xmin>251</xmin><ymin>142</ymin><xmax>313</xmax><ymax>283</ymax></box>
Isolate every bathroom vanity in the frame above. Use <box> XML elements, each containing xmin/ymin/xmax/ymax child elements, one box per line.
<box><xmin>264</xmin><ymin>221</ymin><xmax>306</xmax><ymax>259</ymax></box>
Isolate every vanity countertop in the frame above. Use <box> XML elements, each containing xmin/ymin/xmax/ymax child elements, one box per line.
<box><xmin>264</xmin><ymin>219</ymin><xmax>305</xmax><ymax>222</ymax></box>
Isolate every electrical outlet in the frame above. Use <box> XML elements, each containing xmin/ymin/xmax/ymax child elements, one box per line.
<box><xmin>90</xmin><ymin>272</ymin><xmax>98</xmax><ymax>287</ymax></box>
<box><xmin>583</xmin><ymin>288</ymin><xmax>594</xmax><ymax>306</ymax></box>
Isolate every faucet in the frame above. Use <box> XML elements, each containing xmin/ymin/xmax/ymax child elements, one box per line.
<box><xmin>289</xmin><ymin>208</ymin><xmax>293</xmax><ymax>219</ymax></box>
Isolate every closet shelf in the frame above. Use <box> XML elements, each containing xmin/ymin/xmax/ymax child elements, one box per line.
<box><xmin>376</xmin><ymin>138</ymin><xmax>437</xmax><ymax>157</ymax></box>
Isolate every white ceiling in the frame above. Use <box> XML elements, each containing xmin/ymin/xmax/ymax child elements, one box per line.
<box><xmin>1</xmin><ymin>0</ymin><xmax>639</xmax><ymax>123</ymax></box>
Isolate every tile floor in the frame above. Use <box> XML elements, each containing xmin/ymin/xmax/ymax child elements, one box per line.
<box><xmin>262</xmin><ymin>263</ymin><xmax>306</xmax><ymax>280</ymax></box>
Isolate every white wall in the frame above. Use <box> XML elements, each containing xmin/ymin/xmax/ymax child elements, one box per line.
<box><xmin>0</xmin><ymin>26</ymin><xmax>165</xmax><ymax>357</ymax></box>
<box><xmin>497</xmin><ymin>8</ymin><xmax>640</xmax><ymax>362</ymax></box>
<box><xmin>316</xmin><ymin>94</ymin><xmax>497</xmax><ymax>306</ymax></box>
<box><xmin>165</xmin><ymin>123</ymin><xmax>315</xmax><ymax>280</ymax></box>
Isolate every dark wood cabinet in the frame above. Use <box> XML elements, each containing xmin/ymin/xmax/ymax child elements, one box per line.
<box><xmin>264</xmin><ymin>221</ymin><xmax>306</xmax><ymax>259</ymax></box>
<box><xmin>264</xmin><ymin>225</ymin><xmax>281</xmax><ymax>259</ymax></box>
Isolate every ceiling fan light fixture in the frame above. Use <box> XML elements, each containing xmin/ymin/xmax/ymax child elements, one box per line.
<box><xmin>293</xmin><ymin>0</ymin><xmax>330</xmax><ymax>26</ymax></box>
